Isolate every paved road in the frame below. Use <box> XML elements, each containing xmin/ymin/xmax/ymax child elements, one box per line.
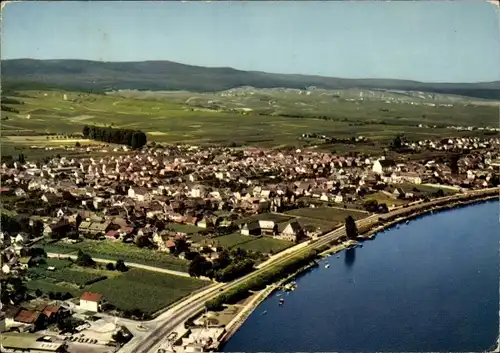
<box><xmin>46</xmin><ymin>253</ymin><xmax>193</xmax><ymax>278</ymax></box>
<box><xmin>128</xmin><ymin>187</ymin><xmax>500</xmax><ymax>353</ymax></box>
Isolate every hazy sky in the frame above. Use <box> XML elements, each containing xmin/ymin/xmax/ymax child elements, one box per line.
<box><xmin>2</xmin><ymin>1</ymin><xmax>500</xmax><ymax>83</ymax></box>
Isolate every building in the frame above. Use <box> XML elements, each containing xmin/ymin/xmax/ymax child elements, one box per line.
<box><xmin>240</xmin><ymin>221</ymin><xmax>261</xmax><ymax>236</ymax></box>
<box><xmin>278</xmin><ymin>221</ymin><xmax>305</xmax><ymax>242</ymax></box>
<box><xmin>1</xmin><ymin>333</ymin><xmax>67</xmax><ymax>352</ymax></box>
<box><xmin>79</xmin><ymin>292</ymin><xmax>103</xmax><ymax>312</ymax></box>
<box><xmin>372</xmin><ymin>159</ymin><xmax>396</xmax><ymax>175</ymax></box>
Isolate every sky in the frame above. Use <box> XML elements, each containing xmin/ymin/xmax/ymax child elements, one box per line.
<box><xmin>2</xmin><ymin>1</ymin><xmax>500</xmax><ymax>83</ymax></box>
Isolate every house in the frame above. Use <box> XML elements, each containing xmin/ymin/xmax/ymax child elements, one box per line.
<box><xmin>258</xmin><ymin>220</ymin><xmax>277</xmax><ymax>235</ymax></box>
<box><xmin>14</xmin><ymin>309</ymin><xmax>48</xmax><ymax>331</ymax></box>
<box><xmin>334</xmin><ymin>194</ymin><xmax>343</xmax><ymax>203</ymax></box>
<box><xmin>393</xmin><ymin>187</ymin><xmax>406</xmax><ymax>199</ymax></box>
<box><xmin>197</xmin><ymin>217</ymin><xmax>214</xmax><ymax>229</ymax></box>
<box><xmin>128</xmin><ymin>187</ymin><xmax>151</xmax><ymax>202</ymax></box>
<box><xmin>19</xmin><ymin>256</ymin><xmax>34</xmax><ymax>270</ymax></box>
<box><xmin>78</xmin><ymin>221</ymin><xmax>92</xmax><ymax>234</ymax></box>
<box><xmin>241</xmin><ymin>221</ymin><xmax>261</xmax><ymax>236</ymax></box>
<box><xmin>277</xmin><ymin>221</ymin><xmax>306</xmax><ymax>242</ymax></box>
<box><xmin>372</xmin><ymin>159</ymin><xmax>396</xmax><ymax>175</ymax></box>
<box><xmin>165</xmin><ymin>240</ymin><xmax>177</xmax><ymax>253</ymax></box>
<box><xmin>79</xmin><ymin>292</ymin><xmax>104</xmax><ymax>312</ymax></box>
<box><xmin>14</xmin><ymin>188</ymin><xmax>27</xmax><ymax>197</ymax></box>
<box><xmin>1</xmin><ymin>333</ymin><xmax>67</xmax><ymax>352</ymax></box>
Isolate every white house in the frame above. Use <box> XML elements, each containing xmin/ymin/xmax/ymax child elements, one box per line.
<box><xmin>79</xmin><ymin>292</ymin><xmax>103</xmax><ymax>312</ymax></box>
<box><xmin>128</xmin><ymin>187</ymin><xmax>151</xmax><ymax>202</ymax></box>
<box><xmin>372</xmin><ymin>159</ymin><xmax>396</xmax><ymax>175</ymax></box>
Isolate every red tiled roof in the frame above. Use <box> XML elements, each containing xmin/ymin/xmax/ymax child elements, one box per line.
<box><xmin>80</xmin><ymin>292</ymin><xmax>103</xmax><ymax>302</ymax></box>
<box><xmin>165</xmin><ymin>240</ymin><xmax>176</xmax><ymax>248</ymax></box>
<box><xmin>15</xmin><ymin>309</ymin><xmax>41</xmax><ymax>324</ymax></box>
<box><xmin>106</xmin><ymin>230</ymin><xmax>118</xmax><ymax>237</ymax></box>
<box><xmin>42</xmin><ymin>305</ymin><xmax>60</xmax><ymax>318</ymax></box>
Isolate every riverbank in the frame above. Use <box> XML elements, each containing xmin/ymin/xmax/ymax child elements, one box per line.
<box><xmin>360</xmin><ymin>193</ymin><xmax>499</xmax><ymax>240</ymax></box>
<box><xmin>216</xmin><ymin>261</ymin><xmax>318</xmax><ymax>350</ymax></box>
<box><xmin>215</xmin><ymin>189</ymin><xmax>500</xmax><ymax>351</ymax></box>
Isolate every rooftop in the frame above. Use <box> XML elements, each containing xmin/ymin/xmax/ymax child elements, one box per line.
<box><xmin>80</xmin><ymin>292</ymin><xmax>103</xmax><ymax>302</ymax></box>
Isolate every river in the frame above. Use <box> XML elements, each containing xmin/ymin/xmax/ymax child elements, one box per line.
<box><xmin>223</xmin><ymin>200</ymin><xmax>499</xmax><ymax>352</ymax></box>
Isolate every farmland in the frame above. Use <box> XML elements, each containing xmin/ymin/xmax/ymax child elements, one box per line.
<box><xmin>213</xmin><ymin>233</ymin><xmax>253</xmax><ymax>249</ymax></box>
<box><xmin>26</xmin><ymin>259</ymin><xmax>208</xmax><ymax>315</ymax></box>
<box><xmin>86</xmin><ymin>269</ymin><xmax>209</xmax><ymax>314</ymax></box>
<box><xmin>43</xmin><ymin>240</ymin><xmax>190</xmax><ymax>272</ymax></box>
<box><xmin>210</xmin><ymin>233</ymin><xmax>293</xmax><ymax>254</ymax></box>
<box><xmin>236</xmin><ymin>237</ymin><xmax>294</xmax><ymax>254</ymax></box>
<box><xmin>1</xmin><ymin>88</ymin><xmax>498</xmax><ymax>159</ymax></box>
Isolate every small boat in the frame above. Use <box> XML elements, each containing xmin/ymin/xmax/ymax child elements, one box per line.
<box><xmin>325</xmin><ymin>264</ymin><xmax>330</xmax><ymax>269</ymax></box>
<box><xmin>279</xmin><ymin>298</ymin><xmax>285</xmax><ymax>306</ymax></box>
<box><xmin>405</xmin><ymin>220</ymin><xmax>409</xmax><ymax>225</ymax></box>
<box><xmin>261</xmin><ymin>310</ymin><xmax>268</xmax><ymax>315</ymax></box>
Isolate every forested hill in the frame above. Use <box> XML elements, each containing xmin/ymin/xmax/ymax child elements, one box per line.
<box><xmin>2</xmin><ymin>59</ymin><xmax>500</xmax><ymax>99</ymax></box>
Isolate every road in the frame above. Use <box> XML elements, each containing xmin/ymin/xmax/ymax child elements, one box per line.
<box><xmin>46</xmin><ymin>253</ymin><xmax>193</xmax><ymax>278</ymax></box>
<box><xmin>128</xmin><ymin>187</ymin><xmax>500</xmax><ymax>353</ymax></box>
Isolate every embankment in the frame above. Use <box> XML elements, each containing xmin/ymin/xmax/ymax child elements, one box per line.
<box><xmin>217</xmin><ymin>261</ymin><xmax>318</xmax><ymax>349</ymax></box>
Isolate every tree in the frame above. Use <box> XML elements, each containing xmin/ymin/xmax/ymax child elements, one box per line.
<box><xmin>75</xmin><ymin>141</ymin><xmax>81</xmax><ymax>147</ymax></box>
<box><xmin>391</xmin><ymin>134</ymin><xmax>405</xmax><ymax>150</ymax></box>
<box><xmin>106</xmin><ymin>262</ymin><xmax>115</xmax><ymax>271</ymax></box>
<box><xmin>135</xmin><ymin>235</ymin><xmax>149</xmax><ymax>248</ymax></box>
<box><xmin>75</xmin><ymin>250</ymin><xmax>95</xmax><ymax>267</ymax></box>
<box><xmin>490</xmin><ymin>174</ymin><xmax>500</xmax><ymax>187</ymax></box>
<box><xmin>345</xmin><ymin>215</ymin><xmax>358</xmax><ymax>239</ymax></box>
<box><xmin>449</xmin><ymin>154</ymin><xmax>460</xmax><ymax>175</ymax></box>
<box><xmin>116</xmin><ymin>259</ymin><xmax>128</xmax><ymax>272</ymax></box>
<box><xmin>31</xmin><ymin>220</ymin><xmax>44</xmax><ymax>238</ymax></box>
<box><xmin>18</xmin><ymin>153</ymin><xmax>26</xmax><ymax>164</ymax></box>
<box><xmin>189</xmin><ymin>254</ymin><xmax>211</xmax><ymax>278</ymax></box>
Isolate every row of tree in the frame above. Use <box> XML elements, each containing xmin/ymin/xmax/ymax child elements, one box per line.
<box><xmin>82</xmin><ymin>125</ymin><xmax>147</xmax><ymax>149</ymax></box>
<box><xmin>189</xmin><ymin>248</ymin><xmax>257</xmax><ymax>282</ymax></box>
<box><xmin>205</xmin><ymin>249</ymin><xmax>320</xmax><ymax>311</ymax></box>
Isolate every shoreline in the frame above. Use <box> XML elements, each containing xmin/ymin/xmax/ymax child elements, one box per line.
<box><xmin>215</xmin><ymin>190</ymin><xmax>500</xmax><ymax>351</ymax></box>
<box><xmin>216</xmin><ymin>261</ymin><xmax>318</xmax><ymax>350</ymax></box>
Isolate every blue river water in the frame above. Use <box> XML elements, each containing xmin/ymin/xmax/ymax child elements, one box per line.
<box><xmin>223</xmin><ymin>200</ymin><xmax>500</xmax><ymax>352</ymax></box>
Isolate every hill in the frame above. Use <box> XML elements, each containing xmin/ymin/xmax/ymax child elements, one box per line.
<box><xmin>2</xmin><ymin>59</ymin><xmax>500</xmax><ymax>99</ymax></box>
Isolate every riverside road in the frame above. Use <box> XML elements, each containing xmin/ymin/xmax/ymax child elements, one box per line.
<box><xmin>123</xmin><ymin>187</ymin><xmax>500</xmax><ymax>353</ymax></box>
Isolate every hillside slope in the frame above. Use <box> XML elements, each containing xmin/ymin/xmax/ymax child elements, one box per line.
<box><xmin>2</xmin><ymin>59</ymin><xmax>499</xmax><ymax>99</ymax></box>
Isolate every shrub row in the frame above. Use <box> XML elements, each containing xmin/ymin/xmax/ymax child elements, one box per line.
<box><xmin>205</xmin><ymin>249</ymin><xmax>319</xmax><ymax>311</ymax></box>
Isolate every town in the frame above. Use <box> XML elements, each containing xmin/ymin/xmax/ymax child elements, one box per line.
<box><xmin>1</xmin><ymin>134</ymin><xmax>500</xmax><ymax>353</ymax></box>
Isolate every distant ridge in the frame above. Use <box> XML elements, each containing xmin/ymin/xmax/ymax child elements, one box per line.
<box><xmin>2</xmin><ymin>59</ymin><xmax>499</xmax><ymax>99</ymax></box>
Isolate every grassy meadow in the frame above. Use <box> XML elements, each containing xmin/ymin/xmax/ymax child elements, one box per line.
<box><xmin>1</xmin><ymin>89</ymin><xmax>498</xmax><ymax>159</ymax></box>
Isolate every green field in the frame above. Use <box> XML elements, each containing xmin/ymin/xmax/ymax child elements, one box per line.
<box><xmin>26</xmin><ymin>279</ymin><xmax>81</xmax><ymax>297</ymax></box>
<box><xmin>236</xmin><ymin>237</ymin><xmax>293</xmax><ymax>253</ymax></box>
<box><xmin>235</xmin><ymin>213</ymin><xmax>295</xmax><ymax>225</ymax></box>
<box><xmin>1</xmin><ymin>89</ymin><xmax>497</xmax><ymax>158</ymax></box>
<box><xmin>213</xmin><ymin>233</ymin><xmax>254</xmax><ymax>248</ymax></box>
<box><xmin>26</xmin><ymin>261</ymin><xmax>209</xmax><ymax>315</ymax></box>
<box><xmin>44</xmin><ymin>240</ymin><xmax>189</xmax><ymax>272</ymax></box>
<box><xmin>168</xmin><ymin>223</ymin><xmax>206</xmax><ymax>234</ymax></box>
<box><xmin>86</xmin><ymin>269</ymin><xmax>209</xmax><ymax>314</ymax></box>
<box><xmin>210</xmin><ymin>233</ymin><xmax>293</xmax><ymax>254</ymax></box>
<box><xmin>28</xmin><ymin>259</ymin><xmax>116</xmax><ymax>287</ymax></box>
<box><xmin>285</xmin><ymin>207</ymin><xmax>369</xmax><ymax>222</ymax></box>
